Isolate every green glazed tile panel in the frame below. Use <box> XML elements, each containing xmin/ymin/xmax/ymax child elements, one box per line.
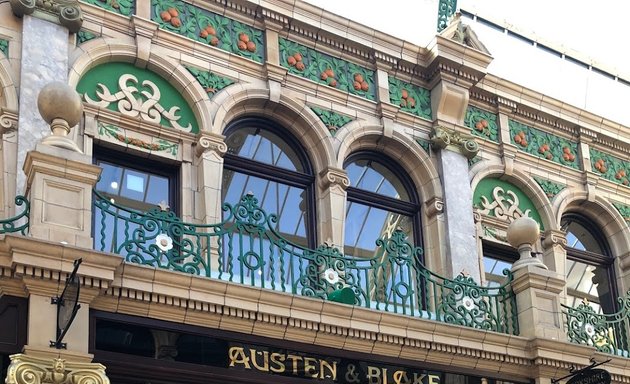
<box><xmin>0</xmin><ymin>39</ymin><xmax>8</xmax><ymax>57</ymax></box>
<box><xmin>81</xmin><ymin>0</ymin><xmax>134</xmax><ymax>15</ymax></box>
<box><xmin>533</xmin><ymin>176</ymin><xmax>565</xmax><ymax>199</ymax></box>
<box><xmin>310</xmin><ymin>107</ymin><xmax>352</xmax><ymax>136</ymax></box>
<box><xmin>590</xmin><ymin>148</ymin><xmax>630</xmax><ymax>187</ymax></box>
<box><xmin>77</xmin><ymin>62</ymin><xmax>199</xmax><ymax>133</ymax></box>
<box><xmin>465</xmin><ymin>106</ymin><xmax>498</xmax><ymax>142</ymax></box>
<box><xmin>99</xmin><ymin>123</ymin><xmax>178</xmax><ymax>155</ymax></box>
<box><xmin>388</xmin><ymin>77</ymin><xmax>432</xmax><ymax>120</ymax></box>
<box><xmin>279</xmin><ymin>38</ymin><xmax>376</xmax><ymax>101</ymax></box>
<box><xmin>473</xmin><ymin>178</ymin><xmax>544</xmax><ymax>230</ymax></box>
<box><xmin>508</xmin><ymin>119</ymin><xmax>579</xmax><ymax>170</ymax></box>
<box><xmin>77</xmin><ymin>30</ymin><xmax>98</xmax><ymax>45</ymax></box>
<box><xmin>612</xmin><ymin>202</ymin><xmax>630</xmax><ymax>224</ymax></box>
<box><xmin>416</xmin><ymin>138</ymin><xmax>431</xmax><ymax>155</ymax></box>
<box><xmin>152</xmin><ymin>0</ymin><xmax>264</xmax><ymax>63</ymax></box>
<box><xmin>187</xmin><ymin>67</ymin><xmax>234</xmax><ymax>98</ymax></box>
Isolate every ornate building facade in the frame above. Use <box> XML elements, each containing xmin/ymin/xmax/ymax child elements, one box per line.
<box><xmin>1</xmin><ymin>1</ymin><xmax>630</xmax><ymax>384</ymax></box>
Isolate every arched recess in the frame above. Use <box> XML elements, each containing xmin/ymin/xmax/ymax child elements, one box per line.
<box><xmin>470</xmin><ymin>163</ymin><xmax>557</xmax><ymax>232</ymax></box>
<box><xmin>335</xmin><ymin>122</ymin><xmax>442</xmax><ymax>205</ymax></box>
<box><xmin>555</xmin><ymin>191</ymin><xmax>630</xmax><ymax>277</ymax></box>
<box><xmin>68</xmin><ymin>38</ymin><xmax>212</xmax><ymax>131</ymax></box>
<box><xmin>210</xmin><ymin>83</ymin><xmax>336</xmax><ymax>176</ymax></box>
<box><xmin>0</xmin><ymin>55</ymin><xmax>18</xmax><ymax>110</ymax></box>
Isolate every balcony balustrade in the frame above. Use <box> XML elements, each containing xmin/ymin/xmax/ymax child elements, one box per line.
<box><xmin>93</xmin><ymin>190</ymin><xmax>518</xmax><ymax>334</ymax></box>
<box><xmin>0</xmin><ymin>196</ymin><xmax>30</xmax><ymax>235</ymax></box>
<box><xmin>563</xmin><ymin>294</ymin><xmax>630</xmax><ymax>357</ymax></box>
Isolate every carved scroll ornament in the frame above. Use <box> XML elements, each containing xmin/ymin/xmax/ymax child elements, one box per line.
<box><xmin>10</xmin><ymin>0</ymin><xmax>82</xmax><ymax>33</ymax></box>
<box><xmin>478</xmin><ymin>186</ymin><xmax>530</xmax><ymax>222</ymax></box>
<box><xmin>6</xmin><ymin>354</ymin><xmax>109</xmax><ymax>384</ymax></box>
<box><xmin>84</xmin><ymin>74</ymin><xmax>193</xmax><ymax>132</ymax></box>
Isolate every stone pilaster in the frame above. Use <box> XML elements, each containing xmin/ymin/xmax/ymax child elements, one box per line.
<box><xmin>195</xmin><ymin>132</ymin><xmax>226</xmax><ymax>225</ymax></box>
<box><xmin>15</xmin><ymin>16</ymin><xmax>71</xmax><ymax>194</ymax></box>
<box><xmin>431</xmin><ymin>126</ymin><xmax>481</xmax><ymax>281</ymax></box>
<box><xmin>1</xmin><ymin>108</ymin><xmax>18</xmax><ymax>216</ymax></box>
<box><xmin>317</xmin><ymin>167</ymin><xmax>349</xmax><ymax>249</ymax></box>
<box><xmin>511</xmin><ymin>265</ymin><xmax>566</xmax><ymax>340</ymax></box>
<box><xmin>23</xmin><ymin>147</ymin><xmax>101</xmax><ymax>248</ymax></box>
<box><xmin>5</xmin><ymin>354</ymin><xmax>109</xmax><ymax>384</ymax></box>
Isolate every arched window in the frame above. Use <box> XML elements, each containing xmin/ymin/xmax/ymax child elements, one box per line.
<box><xmin>343</xmin><ymin>152</ymin><xmax>422</xmax><ymax>258</ymax></box>
<box><xmin>222</xmin><ymin>118</ymin><xmax>316</xmax><ymax>247</ymax></box>
<box><xmin>562</xmin><ymin>214</ymin><xmax>616</xmax><ymax>314</ymax></box>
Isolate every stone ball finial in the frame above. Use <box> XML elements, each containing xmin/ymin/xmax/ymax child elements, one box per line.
<box><xmin>37</xmin><ymin>82</ymin><xmax>83</xmax><ymax>128</ymax></box>
<box><xmin>507</xmin><ymin>216</ymin><xmax>540</xmax><ymax>248</ymax></box>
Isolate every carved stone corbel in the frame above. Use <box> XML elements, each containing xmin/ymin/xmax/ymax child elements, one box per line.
<box><xmin>424</xmin><ymin>196</ymin><xmax>444</xmax><ymax>218</ymax></box>
<box><xmin>430</xmin><ymin>126</ymin><xmax>479</xmax><ymax>159</ymax></box>
<box><xmin>5</xmin><ymin>354</ymin><xmax>109</xmax><ymax>384</ymax></box>
<box><xmin>542</xmin><ymin>229</ymin><xmax>567</xmax><ymax>250</ymax></box>
<box><xmin>10</xmin><ymin>0</ymin><xmax>82</xmax><ymax>33</ymax></box>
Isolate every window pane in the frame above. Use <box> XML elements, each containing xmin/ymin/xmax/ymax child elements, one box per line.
<box><xmin>344</xmin><ymin>201</ymin><xmax>413</xmax><ymax>258</ymax></box>
<box><xmin>346</xmin><ymin>159</ymin><xmax>409</xmax><ymax>200</ymax></box>
<box><xmin>225</xmin><ymin>127</ymin><xmax>304</xmax><ymax>172</ymax></box>
<box><xmin>222</xmin><ymin>170</ymin><xmax>308</xmax><ymax>245</ymax></box>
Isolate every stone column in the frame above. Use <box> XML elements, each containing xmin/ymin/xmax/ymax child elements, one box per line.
<box><xmin>10</xmin><ymin>0</ymin><xmax>83</xmax><ymax>193</ymax></box>
<box><xmin>195</xmin><ymin>133</ymin><xmax>226</xmax><ymax>225</ymax></box>
<box><xmin>508</xmin><ymin>217</ymin><xmax>566</xmax><ymax>340</ymax></box>
<box><xmin>430</xmin><ymin>126</ymin><xmax>481</xmax><ymax>282</ymax></box>
<box><xmin>317</xmin><ymin>167</ymin><xmax>349</xmax><ymax>249</ymax></box>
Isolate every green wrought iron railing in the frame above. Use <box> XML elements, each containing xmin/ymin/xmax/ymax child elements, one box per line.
<box><xmin>0</xmin><ymin>195</ymin><xmax>30</xmax><ymax>235</ymax></box>
<box><xmin>93</xmin><ymin>190</ymin><xmax>518</xmax><ymax>334</ymax></box>
<box><xmin>563</xmin><ymin>295</ymin><xmax>630</xmax><ymax>357</ymax></box>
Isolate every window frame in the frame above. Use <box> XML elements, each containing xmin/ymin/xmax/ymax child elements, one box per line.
<box><xmin>222</xmin><ymin>117</ymin><xmax>317</xmax><ymax>248</ymax></box>
<box><xmin>343</xmin><ymin>151</ymin><xmax>423</xmax><ymax>259</ymax></box>
<box><xmin>562</xmin><ymin>213</ymin><xmax>618</xmax><ymax>313</ymax></box>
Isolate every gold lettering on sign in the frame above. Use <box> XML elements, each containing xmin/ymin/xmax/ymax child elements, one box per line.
<box><xmin>250</xmin><ymin>350</ymin><xmax>269</xmax><ymax>372</ymax></box>
<box><xmin>269</xmin><ymin>352</ymin><xmax>286</xmax><ymax>373</ymax></box>
<box><xmin>286</xmin><ymin>354</ymin><xmax>303</xmax><ymax>375</ymax></box>
<box><xmin>320</xmin><ymin>359</ymin><xmax>337</xmax><ymax>381</ymax></box>
<box><xmin>228</xmin><ymin>347</ymin><xmax>250</xmax><ymax>369</ymax></box>
<box><xmin>304</xmin><ymin>357</ymin><xmax>318</xmax><ymax>378</ymax></box>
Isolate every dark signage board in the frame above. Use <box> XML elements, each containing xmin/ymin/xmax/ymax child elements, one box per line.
<box><xmin>566</xmin><ymin>369</ymin><xmax>610</xmax><ymax>384</ymax></box>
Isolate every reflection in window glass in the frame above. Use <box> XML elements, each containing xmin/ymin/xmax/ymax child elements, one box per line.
<box><xmin>225</xmin><ymin>127</ymin><xmax>304</xmax><ymax>172</ymax></box>
<box><xmin>562</xmin><ymin>216</ymin><xmax>614</xmax><ymax>315</ymax></box>
<box><xmin>346</xmin><ymin>159</ymin><xmax>409</xmax><ymax>201</ymax></box>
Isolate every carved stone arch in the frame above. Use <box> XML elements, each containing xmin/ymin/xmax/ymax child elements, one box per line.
<box><xmin>0</xmin><ymin>54</ymin><xmax>18</xmax><ymax>110</ymax></box>
<box><xmin>68</xmin><ymin>38</ymin><xmax>211</xmax><ymax>131</ymax></box>
<box><xmin>210</xmin><ymin>83</ymin><xmax>335</xmax><ymax>176</ymax></box>
<box><xmin>470</xmin><ymin>163</ymin><xmax>557</xmax><ymax>232</ymax></box>
<box><xmin>335</xmin><ymin>122</ymin><xmax>442</xmax><ymax>204</ymax></box>
<box><xmin>555</xmin><ymin>191</ymin><xmax>630</xmax><ymax>264</ymax></box>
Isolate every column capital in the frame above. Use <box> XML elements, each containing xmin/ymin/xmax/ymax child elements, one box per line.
<box><xmin>430</xmin><ymin>126</ymin><xmax>479</xmax><ymax>159</ymax></box>
<box><xmin>10</xmin><ymin>0</ymin><xmax>83</xmax><ymax>33</ymax></box>
<box><xmin>6</xmin><ymin>354</ymin><xmax>109</xmax><ymax>384</ymax></box>
<box><xmin>318</xmin><ymin>167</ymin><xmax>350</xmax><ymax>191</ymax></box>
<box><xmin>196</xmin><ymin>132</ymin><xmax>227</xmax><ymax>158</ymax></box>
<box><xmin>0</xmin><ymin>107</ymin><xmax>18</xmax><ymax>134</ymax></box>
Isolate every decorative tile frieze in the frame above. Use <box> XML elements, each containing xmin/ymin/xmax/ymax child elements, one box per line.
<box><xmin>473</xmin><ymin>178</ymin><xmax>544</xmax><ymax>229</ymax></box>
<box><xmin>533</xmin><ymin>176</ymin><xmax>565</xmax><ymax>199</ymax></box>
<box><xmin>152</xmin><ymin>0</ymin><xmax>264</xmax><ymax>63</ymax></box>
<box><xmin>388</xmin><ymin>77</ymin><xmax>432</xmax><ymax>120</ymax></box>
<box><xmin>77</xmin><ymin>62</ymin><xmax>199</xmax><ymax>133</ymax></box>
<box><xmin>81</xmin><ymin>0</ymin><xmax>134</xmax><ymax>16</ymax></box>
<box><xmin>98</xmin><ymin>122</ymin><xmax>178</xmax><ymax>155</ymax></box>
<box><xmin>0</xmin><ymin>39</ymin><xmax>8</xmax><ymax>57</ymax></box>
<box><xmin>310</xmin><ymin>107</ymin><xmax>352</xmax><ymax>136</ymax></box>
<box><xmin>279</xmin><ymin>38</ymin><xmax>376</xmax><ymax>101</ymax></box>
<box><xmin>590</xmin><ymin>148</ymin><xmax>630</xmax><ymax>187</ymax></box>
<box><xmin>612</xmin><ymin>202</ymin><xmax>630</xmax><ymax>223</ymax></box>
<box><xmin>77</xmin><ymin>30</ymin><xmax>97</xmax><ymax>45</ymax></box>
<box><xmin>465</xmin><ymin>105</ymin><xmax>498</xmax><ymax>142</ymax></box>
<box><xmin>187</xmin><ymin>67</ymin><xmax>234</xmax><ymax>98</ymax></box>
<box><xmin>508</xmin><ymin>119</ymin><xmax>579</xmax><ymax>170</ymax></box>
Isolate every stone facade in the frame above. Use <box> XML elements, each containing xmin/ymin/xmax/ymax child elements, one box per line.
<box><xmin>1</xmin><ymin>1</ymin><xmax>630</xmax><ymax>384</ymax></box>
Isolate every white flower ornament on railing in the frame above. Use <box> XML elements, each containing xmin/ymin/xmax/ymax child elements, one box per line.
<box><xmin>322</xmin><ymin>268</ymin><xmax>340</xmax><ymax>285</ymax></box>
<box><xmin>155</xmin><ymin>233</ymin><xmax>173</xmax><ymax>252</ymax></box>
